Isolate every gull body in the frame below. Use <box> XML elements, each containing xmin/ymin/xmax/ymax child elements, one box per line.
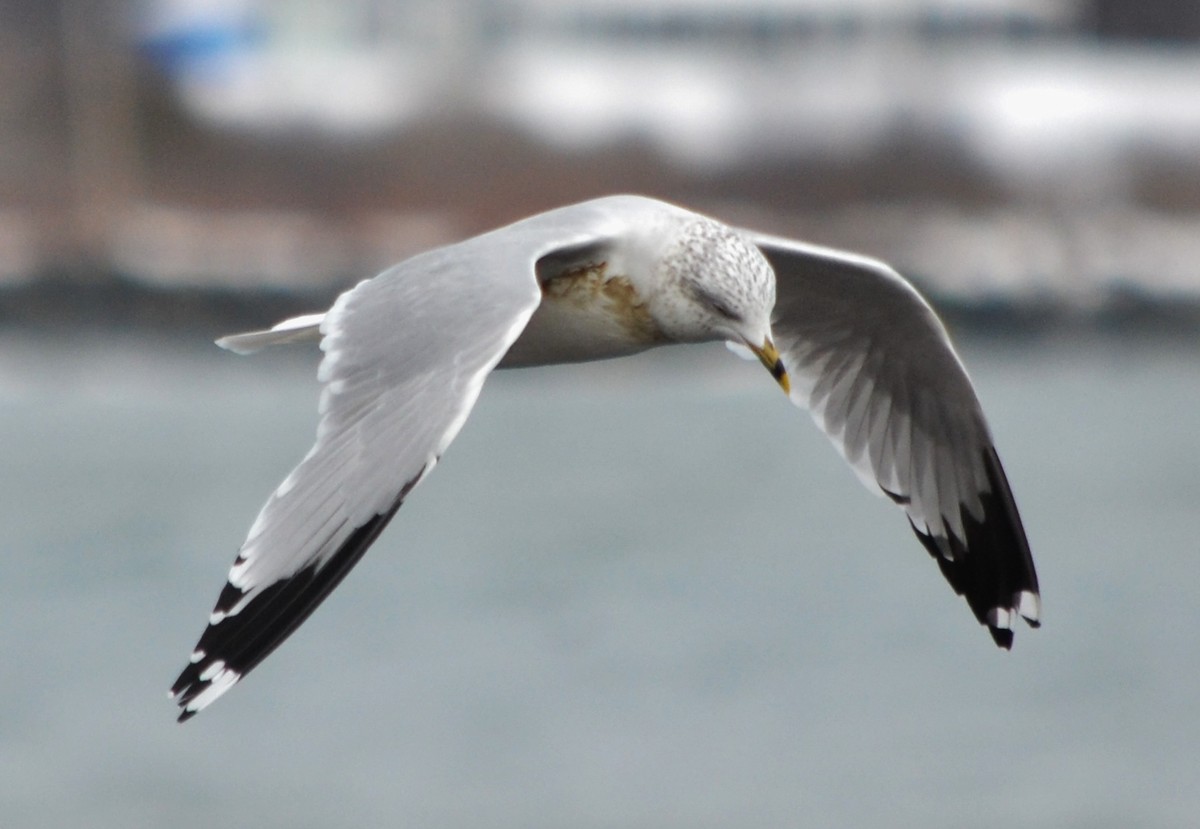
<box><xmin>170</xmin><ymin>194</ymin><xmax>1039</xmax><ymax>722</ymax></box>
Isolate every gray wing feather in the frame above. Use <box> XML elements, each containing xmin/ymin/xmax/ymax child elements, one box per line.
<box><xmin>232</xmin><ymin>243</ymin><xmax>543</xmax><ymax>599</ymax></box>
<box><xmin>751</xmin><ymin>233</ymin><xmax>1040</xmax><ymax>645</ymax></box>
<box><xmin>170</xmin><ymin>217</ymin><xmax>605</xmax><ymax>719</ymax></box>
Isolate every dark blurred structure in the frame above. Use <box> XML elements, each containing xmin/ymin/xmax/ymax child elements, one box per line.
<box><xmin>1085</xmin><ymin>0</ymin><xmax>1200</xmax><ymax>41</ymax></box>
<box><xmin>1</xmin><ymin>0</ymin><xmax>1199</xmax><ymax>328</ymax></box>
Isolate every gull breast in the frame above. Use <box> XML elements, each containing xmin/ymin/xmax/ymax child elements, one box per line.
<box><xmin>499</xmin><ymin>261</ymin><xmax>667</xmax><ymax>368</ymax></box>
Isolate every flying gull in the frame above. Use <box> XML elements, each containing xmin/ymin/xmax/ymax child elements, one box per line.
<box><xmin>170</xmin><ymin>194</ymin><xmax>1040</xmax><ymax>721</ymax></box>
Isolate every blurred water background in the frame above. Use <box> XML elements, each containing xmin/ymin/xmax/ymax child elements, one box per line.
<box><xmin>1</xmin><ymin>1</ymin><xmax>1199</xmax><ymax>827</ymax></box>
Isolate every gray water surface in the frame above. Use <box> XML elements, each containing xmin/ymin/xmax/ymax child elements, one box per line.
<box><xmin>0</xmin><ymin>331</ymin><xmax>1196</xmax><ymax>828</ymax></box>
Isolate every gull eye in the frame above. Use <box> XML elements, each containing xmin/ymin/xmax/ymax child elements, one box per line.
<box><xmin>693</xmin><ymin>288</ymin><xmax>742</xmax><ymax>322</ymax></box>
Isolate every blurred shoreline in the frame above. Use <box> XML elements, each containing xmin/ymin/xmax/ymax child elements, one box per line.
<box><xmin>5</xmin><ymin>101</ymin><xmax>1200</xmax><ymax>337</ymax></box>
<box><xmin>4</xmin><ymin>3</ymin><xmax>1200</xmax><ymax>337</ymax></box>
<box><xmin>4</xmin><ymin>252</ymin><xmax>1198</xmax><ymax>344</ymax></box>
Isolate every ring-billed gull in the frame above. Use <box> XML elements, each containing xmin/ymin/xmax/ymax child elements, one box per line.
<box><xmin>170</xmin><ymin>194</ymin><xmax>1039</xmax><ymax>721</ymax></box>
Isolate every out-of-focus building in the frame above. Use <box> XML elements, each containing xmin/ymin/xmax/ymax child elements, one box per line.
<box><xmin>108</xmin><ymin>0</ymin><xmax>1200</xmax><ymax>201</ymax></box>
<box><xmin>2</xmin><ymin>0</ymin><xmax>1199</xmax><ymax>316</ymax></box>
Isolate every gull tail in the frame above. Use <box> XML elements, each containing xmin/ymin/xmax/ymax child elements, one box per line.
<box><xmin>216</xmin><ymin>313</ymin><xmax>326</xmax><ymax>355</ymax></box>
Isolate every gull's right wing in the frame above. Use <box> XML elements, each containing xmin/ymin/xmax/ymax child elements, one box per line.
<box><xmin>750</xmin><ymin>232</ymin><xmax>1040</xmax><ymax>647</ymax></box>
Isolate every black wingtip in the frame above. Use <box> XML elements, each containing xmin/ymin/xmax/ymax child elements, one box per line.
<box><xmin>169</xmin><ymin>479</ymin><xmax>417</xmax><ymax>721</ymax></box>
<box><xmin>910</xmin><ymin>446</ymin><xmax>1040</xmax><ymax>648</ymax></box>
<box><xmin>988</xmin><ymin>625</ymin><xmax>1014</xmax><ymax>650</ymax></box>
<box><xmin>169</xmin><ymin>662</ymin><xmax>210</xmax><ymax>720</ymax></box>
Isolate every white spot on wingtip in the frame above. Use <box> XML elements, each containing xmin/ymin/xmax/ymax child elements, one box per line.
<box><xmin>198</xmin><ymin>660</ymin><xmax>227</xmax><ymax>682</ymax></box>
<box><xmin>1016</xmin><ymin>590</ymin><xmax>1041</xmax><ymax>623</ymax></box>
<box><xmin>986</xmin><ymin>606</ymin><xmax>1013</xmax><ymax>630</ymax></box>
<box><xmin>184</xmin><ymin>668</ymin><xmax>241</xmax><ymax>715</ymax></box>
<box><xmin>228</xmin><ymin>561</ymin><xmax>249</xmax><ymax>588</ymax></box>
<box><xmin>189</xmin><ymin>649</ymin><xmax>206</xmax><ymax>664</ymax></box>
<box><xmin>208</xmin><ymin>592</ymin><xmax>253</xmax><ymax>626</ymax></box>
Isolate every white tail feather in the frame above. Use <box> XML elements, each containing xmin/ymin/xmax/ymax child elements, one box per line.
<box><xmin>216</xmin><ymin>313</ymin><xmax>326</xmax><ymax>355</ymax></box>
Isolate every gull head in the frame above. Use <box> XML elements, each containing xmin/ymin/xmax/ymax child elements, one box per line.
<box><xmin>652</xmin><ymin>217</ymin><xmax>789</xmax><ymax>393</ymax></box>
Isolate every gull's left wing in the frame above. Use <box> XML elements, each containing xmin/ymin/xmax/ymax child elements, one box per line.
<box><xmin>749</xmin><ymin>233</ymin><xmax>1040</xmax><ymax>647</ymax></box>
